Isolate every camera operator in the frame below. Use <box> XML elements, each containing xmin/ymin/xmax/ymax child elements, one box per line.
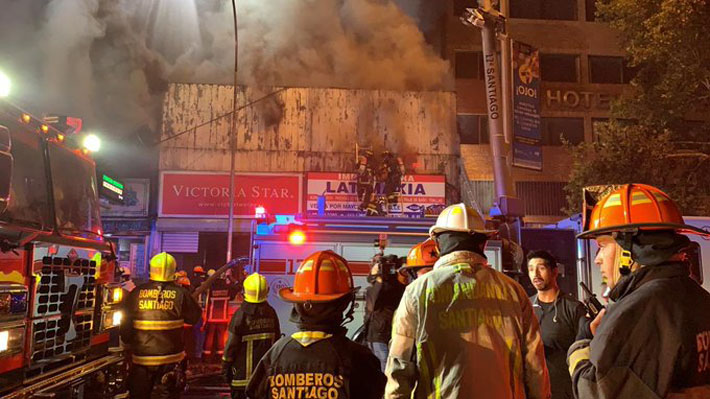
<box><xmin>365</xmin><ymin>254</ymin><xmax>407</xmax><ymax>371</ymax></box>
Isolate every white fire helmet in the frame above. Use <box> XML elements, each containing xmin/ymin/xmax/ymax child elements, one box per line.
<box><xmin>429</xmin><ymin>203</ymin><xmax>496</xmax><ymax>237</ymax></box>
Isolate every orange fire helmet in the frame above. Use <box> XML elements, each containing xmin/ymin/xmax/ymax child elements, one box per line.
<box><xmin>279</xmin><ymin>250</ymin><xmax>354</xmax><ymax>303</ymax></box>
<box><xmin>578</xmin><ymin>184</ymin><xmax>708</xmax><ymax>239</ymax></box>
<box><xmin>193</xmin><ymin>265</ymin><xmax>205</xmax><ymax>274</ymax></box>
<box><xmin>404</xmin><ymin>239</ymin><xmax>439</xmax><ymax>269</ymax></box>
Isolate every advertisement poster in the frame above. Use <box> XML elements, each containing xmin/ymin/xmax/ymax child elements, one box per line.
<box><xmin>306</xmin><ymin>172</ymin><xmax>445</xmax><ymax>217</ymax></box>
<box><xmin>159</xmin><ymin>171</ymin><xmax>302</xmax><ymax>217</ymax></box>
<box><xmin>102</xmin><ymin>178</ymin><xmax>150</xmax><ymax>217</ymax></box>
<box><xmin>512</xmin><ymin>40</ymin><xmax>543</xmax><ymax>170</ymax></box>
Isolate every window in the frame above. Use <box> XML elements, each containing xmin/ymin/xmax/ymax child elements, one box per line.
<box><xmin>510</xmin><ymin>0</ymin><xmax>577</xmax><ymax>20</ymax></box>
<box><xmin>540</xmin><ymin>54</ymin><xmax>579</xmax><ymax>82</ymax></box>
<box><xmin>457</xmin><ymin>114</ymin><xmax>489</xmax><ymax>144</ymax></box>
<box><xmin>455</xmin><ymin>51</ymin><xmax>484</xmax><ymax>79</ymax></box>
<box><xmin>585</xmin><ymin>0</ymin><xmax>598</xmax><ymax>21</ymax></box>
<box><xmin>516</xmin><ymin>181</ymin><xmax>567</xmax><ymax>216</ymax></box>
<box><xmin>589</xmin><ymin>56</ymin><xmax>636</xmax><ymax>84</ymax></box>
<box><xmin>542</xmin><ymin>117</ymin><xmax>585</xmax><ymax>145</ymax></box>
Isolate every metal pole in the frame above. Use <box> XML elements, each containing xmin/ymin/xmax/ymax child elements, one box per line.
<box><xmin>480</xmin><ymin>18</ymin><xmax>514</xmax><ymax>201</ymax></box>
<box><xmin>227</xmin><ymin>0</ymin><xmax>239</xmax><ymax>262</ymax></box>
<box><xmin>500</xmin><ymin>3</ymin><xmax>514</xmax><ymax>149</ymax></box>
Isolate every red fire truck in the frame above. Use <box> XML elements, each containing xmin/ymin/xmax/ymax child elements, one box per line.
<box><xmin>0</xmin><ymin>100</ymin><xmax>127</xmax><ymax>398</ymax></box>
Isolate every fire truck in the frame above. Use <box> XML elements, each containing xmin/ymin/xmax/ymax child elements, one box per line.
<box><xmin>0</xmin><ymin>100</ymin><xmax>126</xmax><ymax>398</ymax></box>
<box><xmin>248</xmin><ymin>214</ymin><xmax>508</xmax><ymax>337</ymax></box>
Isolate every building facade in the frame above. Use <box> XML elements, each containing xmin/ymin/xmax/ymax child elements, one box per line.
<box><xmin>448</xmin><ymin>0</ymin><xmax>632</xmax><ymax>224</ymax></box>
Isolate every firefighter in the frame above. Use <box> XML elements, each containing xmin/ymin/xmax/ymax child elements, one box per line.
<box><xmin>567</xmin><ymin>184</ymin><xmax>710</xmax><ymax>398</ymax></box>
<box><xmin>189</xmin><ymin>265</ymin><xmax>208</xmax><ymax>362</ymax></box>
<box><xmin>222</xmin><ymin>273</ymin><xmax>280</xmax><ymax>399</ymax></box>
<box><xmin>356</xmin><ymin>148</ymin><xmax>377</xmax><ymax>215</ymax></box>
<box><xmin>203</xmin><ymin>268</ymin><xmax>238</xmax><ymax>361</ymax></box>
<box><xmin>401</xmin><ymin>238</ymin><xmax>439</xmax><ymax>282</ymax></box>
<box><xmin>121</xmin><ymin>252</ymin><xmax>202</xmax><ymax>399</ymax></box>
<box><xmin>379</xmin><ymin>151</ymin><xmax>405</xmax><ymax>213</ymax></box>
<box><xmin>385</xmin><ymin>203</ymin><xmax>551</xmax><ymax>399</ymax></box>
<box><xmin>246</xmin><ymin>250</ymin><xmax>386</xmax><ymax>399</ymax></box>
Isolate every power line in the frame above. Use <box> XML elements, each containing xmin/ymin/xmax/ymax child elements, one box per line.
<box><xmin>157</xmin><ymin>87</ymin><xmax>288</xmax><ymax>145</ymax></box>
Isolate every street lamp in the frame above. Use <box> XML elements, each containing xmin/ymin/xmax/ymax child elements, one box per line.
<box><xmin>82</xmin><ymin>134</ymin><xmax>101</xmax><ymax>152</ymax></box>
<box><xmin>0</xmin><ymin>71</ymin><xmax>11</xmax><ymax>98</ymax></box>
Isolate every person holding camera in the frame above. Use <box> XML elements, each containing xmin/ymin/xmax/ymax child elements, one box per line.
<box><xmin>365</xmin><ymin>253</ymin><xmax>407</xmax><ymax>371</ymax></box>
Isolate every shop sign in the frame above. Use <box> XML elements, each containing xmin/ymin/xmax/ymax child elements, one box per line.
<box><xmin>306</xmin><ymin>172</ymin><xmax>445</xmax><ymax>217</ymax></box>
<box><xmin>159</xmin><ymin>172</ymin><xmax>302</xmax><ymax>218</ymax></box>
<box><xmin>102</xmin><ymin>178</ymin><xmax>150</xmax><ymax>217</ymax></box>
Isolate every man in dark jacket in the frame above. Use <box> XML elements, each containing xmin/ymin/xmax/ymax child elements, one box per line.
<box><xmin>222</xmin><ymin>273</ymin><xmax>280</xmax><ymax>399</ymax></box>
<box><xmin>528</xmin><ymin>250</ymin><xmax>586</xmax><ymax>399</ymax></box>
<box><xmin>568</xmin><ymin>184</ymin><xmax>710</xmax><ymax>398</ymax></box>
<box><xmin>365</xmin><ymin>254</ymin><xmax>406</xmax><ymax>371</ymax></box>
<box><xmin>121</xmin><ymin>252</ymin><xmax>202</xmax><ymax>399</ymax></box>
<box><xmin>246</xmin><ymin>251</ymin><xmax>386</xmax><ymax>399</ymax></box>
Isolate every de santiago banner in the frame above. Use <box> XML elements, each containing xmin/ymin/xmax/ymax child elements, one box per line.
<box><xmin>306</xmin><ymin>172</ymin><xmax>445</xmax><ymax>217</ymax></box>
<box><xmin>512</xmin><ymin>41</ymin><xmax>542</xmax><ymax>171</ymax></box>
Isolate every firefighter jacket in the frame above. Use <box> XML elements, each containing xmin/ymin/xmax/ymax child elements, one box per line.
<box><xmin>207</xmin><ymin>278</ymin><xmax>238</xmax><ymax>323</ymax></box>
<box><xmin>567</xmin><ymin>262</ymin><xmax>710</xmax><ymax>399</ymax></box>
<box><xmin>385</xmin><ymin>250</ymin><xmax>551</xmax><ymax>399</ymax></box>
<box><xmin>246</xmin><ymin>328</ymin><xmax>386</xmax><ymax>399</ymax></box>
<box><xmin>223</xmin><ymin>301</ymin><xmax>281</xmax><ymax>389</ymax></box>
<box><xmin>121</xmin><ymin>280</ymin><xmax>202</xmax><ymax>366</ymax></box>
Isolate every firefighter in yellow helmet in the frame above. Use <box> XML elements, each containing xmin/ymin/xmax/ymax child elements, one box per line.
<box><xmin>221</xmin><ymin>273</ymin><xmax>280</xmax><ymax>399</ymax></box>
<box><xmin>567</xmin><ymin>184</ymin><xmax>710</xmax><ymax>398</ymax></box>
<box><xmin>121</xmin><ymin>252</ymin><xmax>202</xmax><ymax>399</ymax></box>
<box><xmin>385</xmin><ymin>203</ymin><xmax>551</xmax><ymax>399</ymax></box>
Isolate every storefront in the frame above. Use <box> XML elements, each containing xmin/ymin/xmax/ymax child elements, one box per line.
<box><xmin>156</xmin><ymin>171</ymin><xmax>303</xmax><ymax>272</ymax></box>
<box><xmin>101</xmin><ymin>178</ymin><xmax>152</xmax><ymax>280</ymax></box>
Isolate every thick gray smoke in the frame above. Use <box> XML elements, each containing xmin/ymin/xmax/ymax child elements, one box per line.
<box><xmin>0</xmin><ymin>0</ymin><xmax>450</xmax><ymax>158</ymax></box>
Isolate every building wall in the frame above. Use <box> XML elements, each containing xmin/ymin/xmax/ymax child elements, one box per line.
<box><xmin>160</xmin><ymin>84</ymin><xmax>460</xmax><ymax>181</ymax></box>
<box><xmin>446</xmin><ymin>0</ymin><xmax>633</xmax><ymax>221</ymax></box>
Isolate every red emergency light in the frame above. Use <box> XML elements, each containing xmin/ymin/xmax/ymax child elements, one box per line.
<box><xmin>288</xmin><ymin>230</ymin><xmax>306</xmax><ymax>246</ymax></box>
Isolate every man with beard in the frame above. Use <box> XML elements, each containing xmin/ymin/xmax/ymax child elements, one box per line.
<box><xmin>528</xmin><ymin>250</ymin><xmax>586</xmax><ymax>399</ymax></box>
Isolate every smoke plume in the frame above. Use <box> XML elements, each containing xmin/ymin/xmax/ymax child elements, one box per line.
<box><xmin>0</xmin><ymin>0</ymin><xmax>450</xmax><ymax>173</ymax></box>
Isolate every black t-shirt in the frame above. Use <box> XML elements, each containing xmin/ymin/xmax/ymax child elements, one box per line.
<box><xmin>532</xmin><ymin>293</ymin><xmax>587</xmax><ymax>399</ymax></box>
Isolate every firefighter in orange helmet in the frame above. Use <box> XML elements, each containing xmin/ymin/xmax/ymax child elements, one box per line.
<box><xmin>246</xmin><ymin>251</ymin><xmax>386</xmax><ymax>399</ymax></box>
<box><xmin>568</xmin><ymin>184</ymin><xmax>710</xmax><ymax>398</ymax></box>
<box><xmin>402</xmin><ymin>238</ymin><xmax>439</xmax><ymax>281</ymax></box>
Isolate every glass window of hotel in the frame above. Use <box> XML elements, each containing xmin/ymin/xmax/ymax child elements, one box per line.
<box><xmin>589</xmin><ymin>56</ymin><xmax>637</xmax><ymax>84</ymax></box>
<box><xmin>455</xmin><ymin>51</ymin><xmax>484</xmax><ymax>79</ymax></box>
<box><xmin>510</xmin><ymin>0</ymin><xmax>577</xmax><ymax>20</ymax></box>
<box><xmin>457</xmin><ymin>114</ymin><xmax>489</xmax><ymax>144</ymax></box>
<box><xmin>540</xmin><ymin>54</ymin><xmax>579</xmax><ymax>82</ymax></box>
<box><xmin>585</xmin><ymin>0</ymin><xmax>598</xmax><ymax>21</ymax></box>
<box><xmin>542</xmin><ymin>117</ymin><xmax>585</xmax><ymax>145</ymax></box>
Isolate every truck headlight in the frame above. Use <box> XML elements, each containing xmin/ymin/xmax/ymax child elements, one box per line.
<box><xmin>0</xmin><ymin>326</ymin><xmax>25</xmax><ymax>355</ymax></box>
<box><xmin>112</xmin><ymin>311</ymin><xmax>123</xmax><ymax>326</ymax></box>
<box><xmin>112</xmin><ymin>288</ymin><xmax>123</xmax><ymax>303</ymax></box>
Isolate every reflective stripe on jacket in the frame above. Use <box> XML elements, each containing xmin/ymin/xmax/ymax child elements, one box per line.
<box><xmin>385</xmin><ymin>250</ymin><xmax>551</xmax><ymax>399</ymax></box>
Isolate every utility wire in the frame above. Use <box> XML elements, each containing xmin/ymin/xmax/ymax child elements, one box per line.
<box><xmin>157</xmin><ymin>87</ymin><xmax>288</xmax><ymax>145</ymax></box>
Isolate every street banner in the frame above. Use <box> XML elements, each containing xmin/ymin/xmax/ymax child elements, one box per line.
<box><xmin>102</xmin><ymin>178</ymin><xmax>150</xmax><ymax>217</ymax></box>
<box><xmin>512</xmin><ymin>40</ymin><xmax>543</xmax><ymax>170</ymax></box>
<box><xmin>306</xmin><ymin>172</ymin><xmax>445</xmax><ymax>217</ymax></box>
<box><xmin>159</xmin><ymin>171</ymin><xmax>302</xmax><ymax>217</ymax></box>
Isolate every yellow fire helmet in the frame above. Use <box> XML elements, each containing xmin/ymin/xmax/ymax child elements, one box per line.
<box><xmin>243</xmin><ymin>273</ymin><xmax>269</xmax><ymax>303</ymax></box>
<box><xmin>149</xmin><ymin>252</ymin><xmax>177</xmax><ymax>282</ymax></box>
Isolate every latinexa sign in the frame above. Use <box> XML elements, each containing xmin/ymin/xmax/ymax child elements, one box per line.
<box><xmin>307</xmin><ymin>172</ymin><xmax>445</xmax><ymax>217</ymax></box>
